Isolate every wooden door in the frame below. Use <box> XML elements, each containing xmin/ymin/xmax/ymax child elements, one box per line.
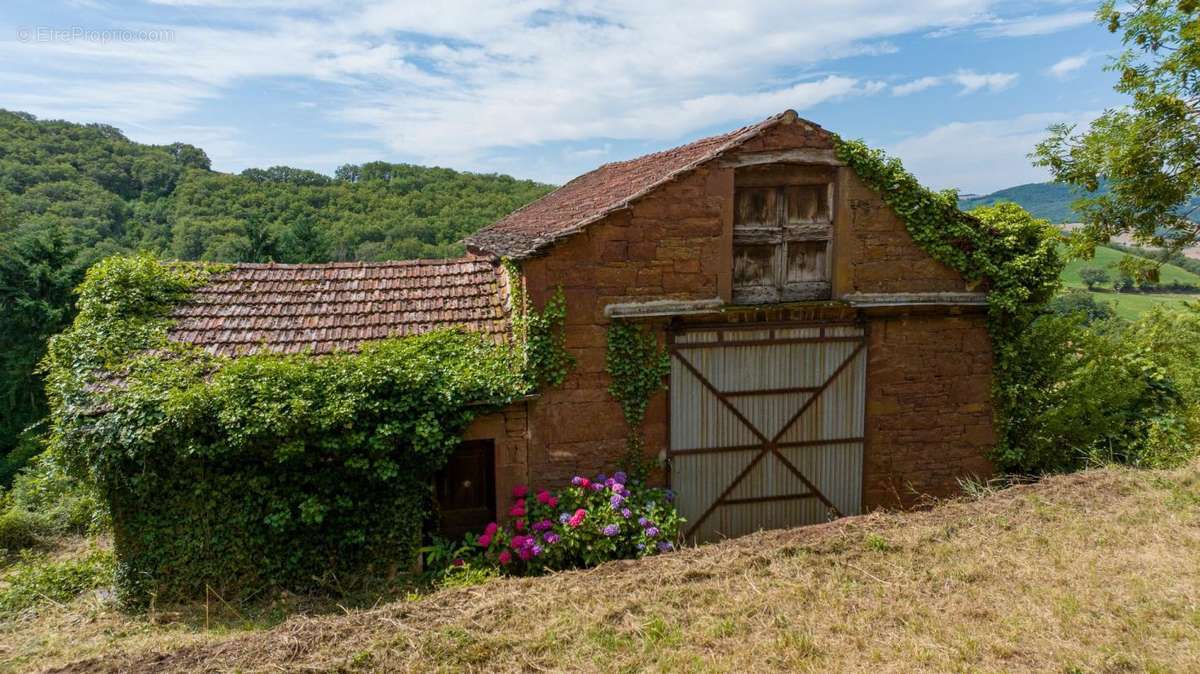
<box><xmin>732</xmin><ymin>167</ymin><xmax>834</xmax><ymax>304</ymax></box>
<box><xmin>435</xmin><ymin>440</ymin><xmax>496</xmax><ymax>538</ymax></box>
<box><xmin>668</xmin><ymin>323</ymin><xmax>866</xmax><ymax>541</ymax></box>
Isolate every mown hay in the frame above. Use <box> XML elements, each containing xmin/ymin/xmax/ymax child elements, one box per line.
<box><xmin>20</xmin><ymin>462</ymin><xmax>1200</xmax><ymax>674</ymax></box>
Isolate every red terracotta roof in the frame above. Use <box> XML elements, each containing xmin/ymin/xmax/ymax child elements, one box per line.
<box><xmin>464</xmin><ymin>110</ymin><xmax>803</xmax><ymax>258</ymax></box>
<box><xmin>168</xmin><ymin>259</ymin><xmax>509</xmax><ymax>356</ymax></box>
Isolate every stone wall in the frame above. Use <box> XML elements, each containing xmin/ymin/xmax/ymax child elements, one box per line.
<box><xmin>519</xmin><ymin>161</ymin><xmax>730</xmax><ymax>486</ymax></box>
<box><xmin>862</xmin><ymin>313</ymin><xmax>995</xmax><ymax>508</ymax></box>
<box><xmin>513</xmin><ymin>114</ymin><xmax>995</xmax><ymax>504</ymax></box>
<box><xmin>833</xmin><ymin>169</ymin><xmax>968</xmax><ymax>296</ymax></box>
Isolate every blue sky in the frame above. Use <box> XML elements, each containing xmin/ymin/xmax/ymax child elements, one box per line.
<box><xmin>1</xmin><ymin>1</ymin><xmax>1125</xmax><ymax>193</ymax></box>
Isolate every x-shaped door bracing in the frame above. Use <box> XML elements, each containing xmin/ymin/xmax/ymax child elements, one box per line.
<box><xmin>671</xmin><ymin>340</ymin><xmax>865</xmax><ymax>538</ymax></box>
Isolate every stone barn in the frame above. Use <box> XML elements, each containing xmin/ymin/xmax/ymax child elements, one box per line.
<box><xmin>170</xmin><ymin>110</ymin><xmax>995</xmax><ymax>542</ymax></box>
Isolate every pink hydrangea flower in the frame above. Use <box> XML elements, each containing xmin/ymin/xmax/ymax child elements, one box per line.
<box><xmin>510</xmin><ymin>503</ymin><xmax>526</xmax><ymax>517</ymax></box>
<box><xmin>484</xmin><ymin>522</ymin><xmax>499</xmax><ymax>536</ymax></box>
<box><xmin>547</xmin><ymin>495</ymin><xmax>558</xmax><ymax>508</ymax></box>
<box><xmin>512</xmin><ymin>485</ymin><xmax>529</xmax><ymax>499</ymax></box>
<box><xmin>568</xmin><ymin>508</ymin><xmax>587</xmax><ymax>528</ymax></box>
<box><xmin>478</xmin><ymin>533</ymin><xmax>492</xmax><ymax>547</ymax></box>
<box><xmin>498</xmin><ymin>550</ymin><xmax>512</xmax><ymax>565</ymax></box>
<box><xmin>514</xmin><ymin>519</ymin><xmax>525</xmax><ymax>532</ymax></box>
<box><xmin>536</xmin><ymin>489</ymin><xmax>552</xmax><ymax>505</ymax></box>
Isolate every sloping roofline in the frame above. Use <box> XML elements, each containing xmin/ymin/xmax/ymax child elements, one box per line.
<box><xmin>169</xmin><ymin>258</ymin><xmax>510</xmax><ymax>356</ymax></box>
<box><xmin>464</xmin><ymin>110</ymin><xmax>828</xmax><ymax>259</ymax></box>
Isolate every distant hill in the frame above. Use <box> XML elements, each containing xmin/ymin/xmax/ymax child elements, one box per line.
<box><xmin>961</xmin><ymin>180</ymin><xmax>1200</xmax><ymax>226</ymax></box>
<box><xmin>958</xmin><ymin>182</ymin><xmax>1095</xmax><ymax>223</ymax></box>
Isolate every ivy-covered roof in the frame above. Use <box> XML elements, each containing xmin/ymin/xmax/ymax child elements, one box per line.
<box><xmin>168</xmin><ymin>258</ymin><xmax>510</xmax><ymax>355</ymax></box>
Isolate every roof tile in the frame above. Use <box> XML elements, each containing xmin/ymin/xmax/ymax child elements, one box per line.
<box><xmin>168</xmin><ymin>259</ymin><xmax>509</xmax><ymax>356</ymax></box>
<box><xmin>464</xmin><ymin>110</ymin><xmax>824</xmax><ymax>258</ymax></box>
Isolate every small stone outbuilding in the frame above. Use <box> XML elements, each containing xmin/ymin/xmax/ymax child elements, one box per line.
<box><xmin>171</xmin><ymin>110</ymin><xmax>995</xmax><ymax>541</ymax></box>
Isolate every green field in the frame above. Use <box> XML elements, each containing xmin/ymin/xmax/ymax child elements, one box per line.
<box><xmin>1060</xmin><ymin>245</ymin><xmax>1200</xmax><ymax>320</ymax></box>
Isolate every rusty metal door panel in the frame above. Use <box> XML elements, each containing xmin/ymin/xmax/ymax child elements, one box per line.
<box><xmin>669</xmin><ymin>324</ymin><xmax>866</xmax><ymax>541</ymax></box>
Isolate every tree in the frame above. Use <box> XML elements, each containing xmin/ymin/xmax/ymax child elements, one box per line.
<box><xmin>1047</xmin><ymin>289</ymin><xmax>1118</xmax><ymax>323</ymax></box>
<box><xmin>1080</xmin><ymin>266</ymin><xmax>1110</xmax><ymax>290</ymax></box>
<box><xmin>1034</xmin><ymin>0</ymin><xmax>1200</xmax><ymax>259</ymax></box>
<box><xmin>0</xmin><ymin>108</ymin><xmax>555</xmax><ymax>481</ymax></box>
<box><xmin>1115</xmin><ymin>270</ymin><xmax>1136</xmax><ymax>293</ymax></box>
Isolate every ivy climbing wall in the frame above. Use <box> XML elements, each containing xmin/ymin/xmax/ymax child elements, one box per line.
<box><xmin>512</xmin><ymin>117</ymin><xmax>1001</xmax><ymax>505</ymax></box>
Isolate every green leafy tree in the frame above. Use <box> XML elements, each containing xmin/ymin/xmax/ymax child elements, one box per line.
<box><xmin>1047</xmin><ymin>288</ymin><xmax>1117</xmax><ymax>323</ymax></box>
<box><xmin>993</xmin><ymin>311</ymin><xmax>1181</xmax><ymax>473</ymax></box>
<box><xmin>0</xmin><ymin>108</ymin><xmax>554</xmax><ymax>483</ymax></box>
<box><xmin>1114</xmin><ymin>269</ymin><xmax>1136</xmax><ymax>292</ymax></box>
<box><xmin>1034</xmin><ymin>0</ymin><xmax>1200</xmax><ymax>258</ymax></box>
<box><xmin>1079</xmin><ymin>266</ymin><xmax>1110</xmax><ymax>290</ymax></box>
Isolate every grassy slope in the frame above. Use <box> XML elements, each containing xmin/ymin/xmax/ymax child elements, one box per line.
<box><xmin>1061</xmin><ymin>245</ymin><xmax>1200</xmax><ymax>320</ymax></box>
<box><xmin>10</xmin><ymin>462</ymin><xmax>1200</xmax><ymax>673</ymax></box>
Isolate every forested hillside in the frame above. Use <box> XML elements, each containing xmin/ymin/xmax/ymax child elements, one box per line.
<box><xmin>959</xmin><ymin>181</ymin><xmax>1200</xmax><ymax>225</ymax></box>
<box><xmin>0</xmin><ymin>109</ymin><xmax>553</xmax><ymax>481</ymax></box>
<box><xmin>958</xmin><ymin>182</ymin><xmax>1094</xmax><ymax>223</ymax></box>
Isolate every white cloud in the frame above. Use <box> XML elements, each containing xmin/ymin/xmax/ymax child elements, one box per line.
<box><xmin>892</xmin><ymin>70</ymin><xmax>1017</xmax><ymax>96</ymax></box>
<box><xmin>889</xmin><ymin>111</ymin><xmax>1098</xmax><ymax>193</ymax></box>
<box><xmin>1048</xmin><ymin>51</ymin><xmax>1093</xmax><ymax>78</ymax></box>
<box><xmin>951</xmin><ymin>69</ymin><xmax>1018</xmax><ymax>94</ymax></box>
<box><xmin>981</xmin><ymin>10</ymin><xmax>1094</xmax><ymax>37</ymax></box>
<box><xmin>0</xmin><ymin>0</ymin><xmax>993</xmax><ymax>173</ymax></box>
<box><xmin>893</xmin><ymin>76</ymin><xmax>943</xmax><ymax>96</ymax></box>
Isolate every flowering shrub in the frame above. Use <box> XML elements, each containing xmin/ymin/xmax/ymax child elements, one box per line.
<box><xmin>460</xmin><ymin>472</ymin><xmax>683</xmax><ymax>574</ymax></box>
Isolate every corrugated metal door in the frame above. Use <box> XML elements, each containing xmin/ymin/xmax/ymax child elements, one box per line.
<box><xmin>668</xmin><ymin>323</ymin><xmax>866</xmax><ymax>541</ymax></box>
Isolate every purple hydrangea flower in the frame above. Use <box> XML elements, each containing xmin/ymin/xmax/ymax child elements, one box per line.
<box><xmin>636</xmin><ymin>543</ymin><xmax>646</xmax><ymax>551</ymax></box>
<box><xmin>543</xmin><ymin>532</ymin><xmax>560</xmax><ymax>544</ymax></box>
<box><xmin>657</xmin><ymin>540</ymin><xmax>674</xmax><ymax>552</ymax></box>
<box><xmin>613</xmin><ymin>471</ymin><xmax>627</xmax><ymax>485</ymax></box>
<box><xmin>531</xmin><ymin>544</ymin><xmax>543</xmax><ymax>557</ymax></box>
<box><xmin>590</xmin><ymin>482</ymin><xmax>604</xmax><ymax>492</ymax></box>
<box><xmin>664</xmin><ymin>489</ymin><xmax>675</xmax><ymax>502</ymax></box>
<box><xmin>620</xmin><ymin>508</ymin><xmax>632</xmax><ymax>519</ymax></box>
<box><xmin>637</xmin><ymin>517</ymin><xmax>649</xmax><ymax>527</ymax></box>
<box><xmin>609</xmin><ymin>493</ymin><xmax>624</xmax><ymax>509</ymax></box>
<box><xmin>571</xmin><ymin>476</ymin><xmax>586</xmax><ymax>486</ymax></box>
<box><xmin>646</xmin><ymin>526</ymin><xmax>660</xmax><ymax>538</ymax></box>
<box><xmin>533</xmin><ymin>519</ymin><xmax>553</xmax><ymax>532</ymax></box>
<box><xmin>559</xmin><ymin>512</ymin><xmax>571</xmax><ymax>524</ymax></box>
<box><xmin>595</xmin><ymin>473</ymin><xmax>607</xmax><ymax>483</ymax></box>
<box><xmin>602</xmin><ymin>524</ymin><xmax>620</xmax><ymax>536</ymax></box>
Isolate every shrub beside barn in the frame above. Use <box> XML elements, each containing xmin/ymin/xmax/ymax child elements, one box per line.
<box><xmin>52</xmin><ymin>110</ymin><xmax>1043</xmax><ymax>600</ymax></box>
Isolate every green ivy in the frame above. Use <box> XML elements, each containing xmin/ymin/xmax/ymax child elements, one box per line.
<box><xmin>504</xmin><ymin>258</ymin><xmax>574</xmax><ymax>388</ymax></box>
<box><xmin>833</xmin><ymin>138</ymin><xmax>1064</xmax><ymax>460</ymax></box>
<box><xmin>42</xmin><ymin>254</ymin><xmax>569</xmax><ymax>604</ymax></box>
<box><xmin>605</xmin><ymin>321</ymin><xmax>671</xmax><ymax>478</ymax></box>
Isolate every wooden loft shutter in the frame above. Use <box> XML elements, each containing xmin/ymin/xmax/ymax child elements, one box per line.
<box><xmin>732</xmin><ymin>166</ymin><xmax>833</xmax><ymax>304</ymax></box>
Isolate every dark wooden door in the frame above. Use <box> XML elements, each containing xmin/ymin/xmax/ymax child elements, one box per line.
<box><xmin>435</xmin><ymin>439</ymin><xmax>496</xmax><ymax>538</ymax></box>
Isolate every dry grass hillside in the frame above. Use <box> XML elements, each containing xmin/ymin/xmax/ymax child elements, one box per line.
<box><xmin>7</xmin><ymin>462</ymin><xmax>1200</xmax><ymax>673</ymax></box>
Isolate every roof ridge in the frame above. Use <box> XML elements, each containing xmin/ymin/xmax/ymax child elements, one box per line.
<box><xmin>226</xmin><ymin>258</ymin><xmax>489</xmax><ymax>270</ymax></box>
<box><xmin>464</xmin><ymin>110</ymin><xmax>815</xmax><ymax>258</ymax></box>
